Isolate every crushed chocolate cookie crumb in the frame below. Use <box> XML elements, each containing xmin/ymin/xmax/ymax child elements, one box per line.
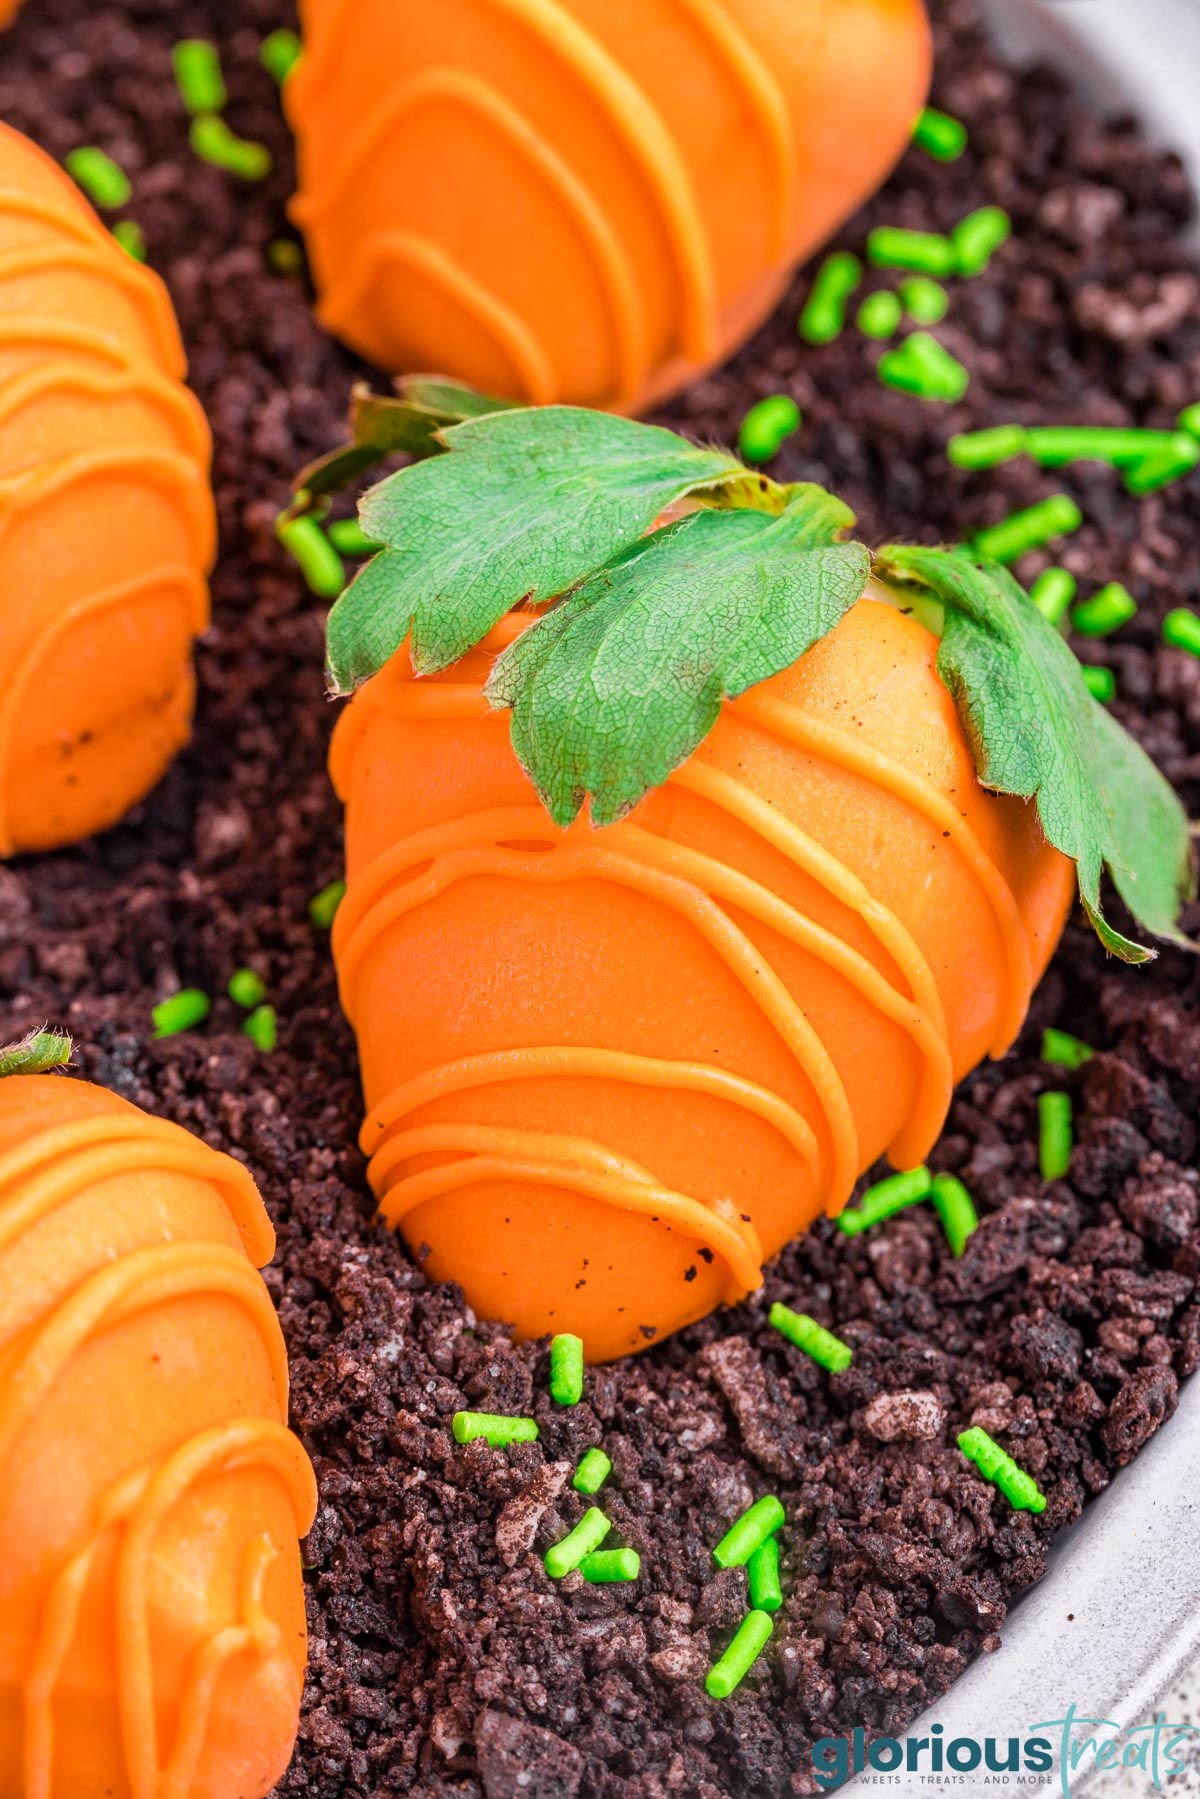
<box><xmin>0</xmin><ymin>0</ymin><xmax>1197</xmax><ymax>1793</ymax></box>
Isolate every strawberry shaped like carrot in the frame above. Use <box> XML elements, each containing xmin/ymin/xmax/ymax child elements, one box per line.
<box><xmin>0</xmin><ymin>122</ymin><xmax>214</xmax><ymax>856</ymax></box>
<box><xmin>285</xmin><ymin>0</ymin><xmax>931</xmax><ymax>410</ymax></box>
<box><xmin>0</xmin><ymin>1031</ymin><xmax>317</xmax><ymax>1797</ymax></box>
<box><xmin>312</xmin><ymin>400</ymin><xmax>1192</xmax><ymax>1362</ymax></box>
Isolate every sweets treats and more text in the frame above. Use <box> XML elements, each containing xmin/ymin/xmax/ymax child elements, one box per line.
<box><xmin>0</xmin><ymin>0</ymin><xmax>1198</xmax><ymax>1795</ymax></box>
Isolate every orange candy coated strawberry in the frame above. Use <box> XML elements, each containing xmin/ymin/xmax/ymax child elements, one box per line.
<box><xmin>0</xmin><ymin>122</ymin><xmax>214</xmax><ymax>855</ymax></box>
<box><xmin>0</xmin><ymin>1070</ymin><xmax>317</xmax><ymax>1796</ymax></box>
<box><xmin>331</xmin><ymin>595</ymin><xmax>1075</xmax><ymax>1361</ymax></box>
<box><xmin>287</xmin><ymin>0</ymin><xmax>931</xmax><ymax>409</ymax></box>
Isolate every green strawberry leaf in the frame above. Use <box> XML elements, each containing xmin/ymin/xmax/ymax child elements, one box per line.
<box><xmin>290</xmin><ymin>375</ymin><xmax>513</xmax><ymax>512</ymax></box>
<box><xmin>486</xmin><ymin>488</ymin><xmax>868</xmax><ymax>827</ymax></box>
<box><xmin>877</xmin><ymin>543</ymin><xmax>1193</xmax><ymax>961</ymax></box>
<box><xmin>1090</xmin><ymin>699</ymin><xmax>1196</xmax><ymax>947</ymax></box>
<box><xmin>325</xmin><ymin>407</ymin><xmax>748</xmax><ymax>691</ymax></box>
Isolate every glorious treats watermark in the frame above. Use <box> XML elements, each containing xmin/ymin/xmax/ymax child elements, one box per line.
<box><xmin>812</xmin><ymin>1708</ymin><xmax>1200</xmax><ymax>1793</ymax></box>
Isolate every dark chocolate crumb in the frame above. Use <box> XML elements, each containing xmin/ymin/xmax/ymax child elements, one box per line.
<box><xmin>0</xmin><ymin>0</ymin><xmax>1197</xmax><ymax>1794</ymax></box>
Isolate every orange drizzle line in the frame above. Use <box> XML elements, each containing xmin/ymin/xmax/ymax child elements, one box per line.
<box><xmin>671</xmin><ymin>760</ymin><xmax>950</xmax><ymax>1166</ymax></box>
<box><xmin>0</xmin><ymin>240</ymin><xmax>184</xmax><ymax>378</ymax></box>
<box><xmin>156</xmin><ymin>1534</ymin><xmax>279</xmax><ymax>1799</ymax></box>
<box><xmin>612</xmin><ymin>815</ymin><xmax>952</xmax><ymax>1169</ymax></box>
<box><xmin>669</xmin><ymin>0</ymin><xmax>793</xmax><ymax>258</ymax></box>
<box><xmin>474</xmin><ymin>0</ymin><xmax>718</xmax><ymax>358</ymax></box>
<box><xmin>0</xmin><ymin>1113</ymin><xmax>272</xmax><ymax>1269</ymax></box>
<box><xmin>0</xmin><ymin>361</ymin><xmax>211</xmax><ymax>473</ymax></box>
<box><xmin>734</xmin><ymin>690</ymin><xmax>1034</xmax><ymax>1055</ymax></box>
<box><xmin>318</xmin><ymin>229</ymin><xmax>558</xmax><ymax>406</ymax></box>
<box><xmin>361</xmin><ymin>1045</ymin><xmax>819</xmax><ymax>1173</ymax></box>
<box><xmin>0</xmin><ymin>187</ymin><xmax>113</xmax><ymax>250</ymax></box>
<box><xmin>296</xmin><ymin>0</ymin><xmax>720</xmax><ymax>366</ymax></box>
<box><xmin>372</xmin><ymin>1129</ymin><xmax>763</xmax><ymax>1300</ymax></box>
<box><xmin>0</xmin><ymin>1243</ymin><xmax>291</xmax><ymax>1474</ymax></box>
<box><xmin>0</xmin><ymin>317</ymin><xmax>132</xmax><ymax>374</ymax></box>
<box><xmin>293</xmin><ymin>67</ymin><xmax>648</xmax><ymax>407</ymax></box>
<box><xmin>118</xmin><ymin>1422</ymin><xmax>316</xmax><ymax>1799</ymax></box>
<box><xmin>0</xmin><ymin>444</ymin><xmax>216</xmax><ymax>567</ymax></box>
<box><xmin>22</xmin><ymin>1421</ymin><xmax>316</xmax><ymax>1799</ymax></box>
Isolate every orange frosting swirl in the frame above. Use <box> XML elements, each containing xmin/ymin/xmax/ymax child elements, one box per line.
<box><xmin>0</xmin><ymin>122</ymin><xmax>214</xmax><ymax>856</ymax></box>
<box><xmin>287</xmin><ymin>0</ymin><xmax>931</xmax><ymax>409</ymax></box>
<box><xmin>330</xmin><ymin>598</ymin><xmax>1076</xmax><ymax>1361</ymax></box>
<box><xmin>0</xmin><ymin>1075</ymin><xmax>317</xmax><ymax>1798</ymax></box>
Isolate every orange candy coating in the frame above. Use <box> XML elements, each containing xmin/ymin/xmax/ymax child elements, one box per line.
<box><xmin>0</xmin><ymin>0</ymin><xmax>21</xmax><ymax>25</ymax></box>
<box><xmin>0</xmin><ymin>1074</ymin><xmax>317</xmax><ymax>1798</ymax></box>
<box><xmin>0</xmin><ymin>122</ymin><xmax>214</xmax><ymax>856</ymax></box>
<box><xmin>287</xmin><ymin>0</ymin><xmax>932</xmax><ymax>411</ymax></box>
<box><xmin>330</xmin><ymin>593</ymin><xmax>1075</xmax><ymax>1362</ymax></box>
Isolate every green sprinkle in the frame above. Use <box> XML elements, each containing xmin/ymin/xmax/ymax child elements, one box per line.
<box><xmin>242</xmin><ymin>1004</ymin><xmax>277</xmax><ymax>1053</ymax></box>
<box><xmin>957</xmin><ymin>1425</ymin><xmax>1046</xmax><ymax>1513</ymax></box>
<box><xmin>867</xmin><ymin>227</ymin><xmax>958</xmax><ymax>277</ymax></box>
<box><xmin>746</xmin><ymin>1536</ymin><xmax>783</xmax><ymax>1614</ymax></box>
<box><xmin>308</xmin><ymin>878</ymin><xmax>346</xmax><ymax>929</ymax></box>
<box><xmin>549</xmin><ymin>1332</ymin><xmax>584</xmax><ymax>1406</ymax></box>
<box><xmin>152</xmin><ymin>988</ymin><xmax>210</xmax><ymax>1039</ymax></box>
<box><xmin>190</xmin><ymin>115</ymin><xmax>272</xmax><ymax>182</ymax></box>
<box><xmin>1082</xmin><ymin>665</ymin><xmax>1115</xmax><ymax>703</ymax></box>
<box><xmin>713</xmin><ymin>1493</ymin><xmax>785</xmax><ymax>1569</ymax></box>
<box><xmin>173</xmin><ymin>39</ymin><xmax>227</xmax><ymax>115</ymax></box>
<box><xmin>972</xmin><ymin>494</ymin><xmax>1082</xmax><ymax>564</ymax></box>
<box><xmin>1030</xmin><ymin>567</ymin><xmax>1077</xmax><ymax>627</ymax></box>
<box><xmin>929</xmin><ymin>1173</ymin><xmax>978</xmax><ymax>1258</ymax></box>
<box><xmin>545</xmin><ymin>1506</ymin><xmax>610</xmax><ymax>1578</ymax></box>
<box><xmin>260</xmin><ymin>27</ymin><xmax>302</xmax><ymax>84</ymax></box>
<box><xmin>227</xmin><ymin>967</ymin><xmax>267</xmax><ymax>1008</ymax></box>
<box><xmin>705</xmin><ymin>1609</ymin><xmax>774</xmax><ymax>1699</ymax></box>
<box><xmin>452</xmin><ymin>1411</ymin><xmax>539</xmax><ymax>1448</ymax></box>
<box><xmin>857</xmin><ymin>290</ymin><xmax>903</xmax><ymax>340</ymax></box>
<box><xmin>277</xmin><ymin>516</ymin><xmax>345</xmax><ymax>598</ymax></box>
<box><xmin>877</xmin><ymin>332</ymin><xmax>968</xmax><ymax>403</ymax></box>
<box><xmin>947</xmin><ymin>424</ymin><xmax>1026</xmax><ymax>470</ymax></box>
<box><xmin>738</xmin><ymin>394</ymin><xmax>801</xmax><ymax>465</ymax></box>
<box><xmin>266</xmin><ymin>237</ymin><xmax>303</xmax><ymax>276</ymax></box>
<box><xmin>797</xmin><ymin>251</ymin><xmax>862</xmax><ymax>344</ymax></box>
<box><xmin>65</xmin><ymin>146</ymin><xmax>131</xmax><ymax>210</ymax></box>
<box><xmin>1041</xmin><ymin>1027</ymin><xmax>1093</xmax><ymax>1070</ymax></box>
<box><xmin>1124</xmin><ymin>433</ymin><xmax>1200</xmax><ymax>494</ymax></box>
<box><xmin>580</xmin><ymin>1547</ymin><xmax>640</xmax><ymax>1583</ymax></box>
<box><xmin>768</xmin><ymin>1303</ymin><xmax>852</xmax><ymax>1373</ymax></box>
<box><xmin>112</xmin><ymin>219</ymin><xmax>147</xmax><ymax>262</ymax></box>
<box><xmin>1163</xmin><ymin>607</ymin><xmax>1200</xmax><ymax>657</ymax></box>
<box><xmin>573</xmin><ymin>1447</ymin><xmax>612</xmax><ymax>1495</ymax></box>
<box><xmin>327</xmin><ymin>517</ymin><xmax>383</xmax><ymax>556</ymax></box>
<box><xmin>1177</xmin><ymin>403</ymin><xmax>1200</xmax><ymax>439</ymax></box>
<box><xmin>1072</xmin><ymin>582</ymin><xmax>1136</xmax><ymax>638</ymax></box>
<box><xmin>1038</xmin><ymin>1090</ymin><xmax>1073</xmax><ymax>1181</ymax></box>
<box><xmin>952</xmin><ymin>205</ymin><xmax>1011</xmax><ymax>275</ymax></box>
<box><xmin>837</xmin><ymin>1165</ymin><xmax>932</xmax><ymax>1235</ymax></box>
<box><xmin>1022</xmin><ymin>426</ymin><xmax>1180</xmax><ymax>469</ymax></box>
<box><xmin>913</xmin><ymin>106</ymin><xmax>968</xmax><ymax>162</ymax></box>
<box><xmin>900</xmin><ymin>276</ymin><xmax>949</xmax><ymax>324</ymax></box>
